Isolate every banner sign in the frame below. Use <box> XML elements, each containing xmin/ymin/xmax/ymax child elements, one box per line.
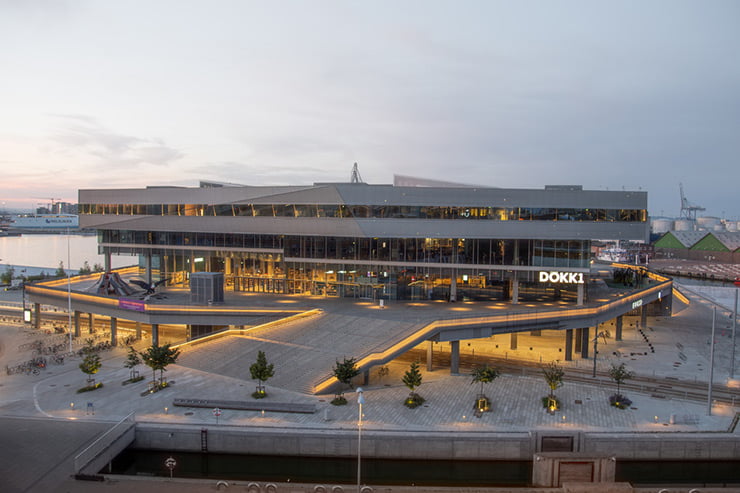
<box><xmin>119</xmin><ymin>298</ymin><xmax>146</xmax><ymax>312</ymax></box>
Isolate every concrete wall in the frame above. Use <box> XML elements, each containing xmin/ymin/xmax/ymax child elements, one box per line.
<box><xmin>134</xmin><ymin>424</ymin><xmax>740</xmax><ymax>461</ymax></box>
<box><xmin>134</xmin><ymin>424</ymin><xmax>534</xmax><ymax>460</ymax></box>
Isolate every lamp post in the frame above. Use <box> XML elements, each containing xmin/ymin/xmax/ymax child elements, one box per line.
<box><xmin>592</xmin><ymin>331</ymin><xmax>606</xmax><ymax>378</ymax></box>
<box><xmin>708</xmin><ymin>306</ymin><xmax>716</xmax><ymax>415</ymax></box>
<box><xmin>731</xmin><ymin>289</ymin><xmax>738</xmax><ymax>379</ymax></box>
<box><xmin>356</xmin><ymin>387</ymin><xmax>364</xmax><ymax>493</ymax></box>
<box><xmin>66</xmin><ymin>228</ymin><xmax>73</xmax><ymax>352</ymax></box>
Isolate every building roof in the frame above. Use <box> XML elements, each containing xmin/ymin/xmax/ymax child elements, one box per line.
<box><xmin>655</xmin><ymin>231</ymin><xmax>708</xmax><ymax>248</ymax></box>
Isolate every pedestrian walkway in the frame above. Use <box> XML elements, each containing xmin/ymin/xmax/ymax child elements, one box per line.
<box><xmin>1</xmin><ymin>284</ymin><xmax>737</xmax><ymax>435</ymax></box>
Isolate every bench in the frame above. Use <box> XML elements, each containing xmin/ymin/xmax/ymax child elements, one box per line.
<box><xmin>172</xmin><ymin>398</ymin><xmax>317</xmax><ymax>414</ymax></box>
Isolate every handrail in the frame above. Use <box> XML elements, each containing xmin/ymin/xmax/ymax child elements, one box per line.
<box><xmin>73</xmin><ymin>412</ymin><xmax>136</xmax><ymax>473</ymax></box>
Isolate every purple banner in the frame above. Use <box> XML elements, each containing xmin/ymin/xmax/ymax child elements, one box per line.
<box><xmin>119</xmin><ymin>298</ymin><xmax>146</xmax><ymax>312</ymax></box>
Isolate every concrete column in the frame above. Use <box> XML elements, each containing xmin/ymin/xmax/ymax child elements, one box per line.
<box><xmin>427</xmin><ymin>341</ymin><xmax>434</xmax><ymax>371</ymax></box>
<box><xmin>145</xmin><ymin>253</ymin><xmax>152</xmax><ymax>285</ymax></box>
<box><xmin>135</xmin><ymin>321</ymin><xmax>142</xmax><ymax>340</ymax></box>
<box><xmin>363</xmin><ymin>370</ymin><xmax>369</xmax><ymax>386</ymax></box>
<box><xmin>640</xmin><ymin>305</ymin><xmax>648</xmax><ymax>328</ymax></box>
<box><xmin>33</xmin><ymin>303</ymin><xmax>40</xmax><ymax>330</ymax></box>
<box><xmin>580</xmin><ymin>327</ymin><xmax>590</xmax><ymax>359</ymax></box>
<box><xmin>449</xmin><ymin>269</ymin><xmax>457</xmax><ymax>302</ymax></box>
<box><xmin>74</xmin><ymin>311</ymin><xmax>81</xmax><ymax>338</ymax></box>
<box><xmin>575</xmin><ymin>328</ymin><xmax>582</xmax><ymax>352</ymax></box>
<box><xmin>88</xmin><ymin>313</ymin><xmax>95</xmax><ymax>334</ymax></box>
<box><xmin>104</xmin><ymin>251</ymin><xmax>111</xmax><ymax>272</ymax></box>
<box><xmin>450</xmin><ymin>340</ymin><xmax>460</xmax><ymax>375</ymax></box>
<box><xmin>615</xmin><ymin>316</ymin><xmax>623</xmax><ymax>341</ymax></box>
<box><xmin>110</xmin><ymin>317</ymin><xmax>117</xmax><ymax>346</ymax></box>
<box><xmin>577</xmin><ymin>283</ymin><xmax>584</xmax><ymax>306</ymax></box>
<box><xmin>564</xmin><ymin>329</ymin><xmax>573</xmax><ymax>361</ymax></box>
<box><xmin>151</xmin><ymin>323</ymin><xmax>159</xmax><ymax>345</ymax></box>
<box><xmin>511</xmin><ymin>276</ymin><xmax>519</xmax><ymax>305</ymax></box>
<box><xmin>510</xmin><ymin>332</ymin><xmax>518</xmax><ymax>350</ymax></box>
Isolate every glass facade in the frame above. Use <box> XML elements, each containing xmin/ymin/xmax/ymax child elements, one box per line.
<box><xmin>101</xmin><ymin>230</ymin><xmax>589</xmax><ymax>301</ymax></box>
<box><xmin>81</xmin><ymin>203</ymin><xmax>646</xmax><ymax>222</ymax></box>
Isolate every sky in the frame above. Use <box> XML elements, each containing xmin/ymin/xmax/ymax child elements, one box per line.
<box><xmin>1</xmin><ymin>1</ymin><xmax>739</xmax><ymax>219</ymax></box>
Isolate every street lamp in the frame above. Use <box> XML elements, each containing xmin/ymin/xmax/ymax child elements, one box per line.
<box><xmin>592</xmin><ymin>331</ymin><xmax>607</xmax><ymax>378</ymax></box>
<box><xmin>356</xmin><ymin>387</ymin><xmax>365</xmax><ymax>493</ymax></box>
<box><xmin>66</xmin><ymin>228</ymin><xmax>73</xmax><ymax>352</ymax></box>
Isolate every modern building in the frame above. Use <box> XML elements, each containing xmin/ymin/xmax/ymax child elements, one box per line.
<box><xmin>77</xmin><ymin>178</ymin><xmax>649</xmax><ymax>303</ymax></box>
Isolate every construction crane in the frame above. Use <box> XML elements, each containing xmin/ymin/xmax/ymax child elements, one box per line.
<box><xmin>679</xmin><ymin>183</ymin><xmax>705</xmax><ymax>220</ymax></box>
<box><xmin>35</xmin><ymin>198</ymin><xmax>62</xmax><ymax>213</ymax></box>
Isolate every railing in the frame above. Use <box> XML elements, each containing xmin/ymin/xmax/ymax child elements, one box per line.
<box><xmin>73</xmin><ymin>412</ymin><xmax>136</xmax><ymax>474</ymax></box>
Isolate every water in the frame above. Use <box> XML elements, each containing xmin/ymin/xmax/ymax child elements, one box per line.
<box><xmin>0</xmin><ymin>234</ymin><xmax>130</xmax><ymax>275</ymax></box>
<box><xmin>109</xmin><ymin>450</ymin><xmax>740</xmax><ymax>487</ymax></box>
<box><xmin>109</xmin><ymin>450</ymin><xmax>531</xmax><ymax>486</ymax></box>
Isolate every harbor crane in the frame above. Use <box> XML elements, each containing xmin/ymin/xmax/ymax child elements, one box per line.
<box><xmin>679</xmin><ymin>183</ymin><xmax>705</xmax><ymax>220</ymax></box>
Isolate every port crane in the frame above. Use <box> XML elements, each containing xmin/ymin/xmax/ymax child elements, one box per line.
<box><xmin>679</xmin><ymin>183</ymin><xmax>705</xmax><ymax>220</ymax></box>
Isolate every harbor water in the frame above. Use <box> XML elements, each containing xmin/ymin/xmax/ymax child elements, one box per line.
<box><xmin>0</xmin><ymin>233</ymin><xmax>131</xmax><ymax>276</ymax></box>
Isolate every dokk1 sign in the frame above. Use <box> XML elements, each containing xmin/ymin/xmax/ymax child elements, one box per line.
<box><xmin>538</xmin><ymin>271</ymin><xmax>585</xmax><ymax>284</ymax></box>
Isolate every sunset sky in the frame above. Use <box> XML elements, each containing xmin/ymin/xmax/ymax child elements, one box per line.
<box><xmin>1</xmin><ymin>1</ymin><xmax>739</xmax><ymax>218</ymax></box>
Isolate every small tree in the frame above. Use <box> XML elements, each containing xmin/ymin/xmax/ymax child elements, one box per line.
<box><xmin>249</xmin><ymin>350</ymin><xmax>275</xmax><ymax>399</ymax></box>
<box><xmin>332</xmin><ymin>357</ymin><xmax>360</xmax><ymax>405</ymax></box>
<box><xmin>1</xmin><ymin>266</ymin><xmax>14</xmax><ymax>285</ymax></box>
<box><xmin>79</xmin><ymin>342</ymin><xmax>102</xmax><ymax>389</ymax></box>
<box><xmin>78</xmin><ymin>261</ymin><xmax>92</xmax><ymax>275</ymax></box>
<box><xmin>471</xmin><ymin>365</ymin><xmax>500</xmax><ymax>413</ymax></box>
<box><xmin>541</xmin><ymin>361</ymin><xmax>564</xmax><ymax>411</ymax></box>
<box><xmin>608</xmin><ymin>363</ymin><xmax>634</xmax><ymax>409</ymax></box>
<box><xmin>402</xmin><ymin>361</ymin><xmax>425</xmax><ymax>408</ymax></box>
<box><xmin>92</xmin><ymin>263</ymin><xmax>105</xmax><ymax>272</ymax></box>
<box><xmin>123</xmin><ymin>345</ymin><xmax>142</xmax><ymax>381</ymax></box>
<box><xmin>55</xmin><ymin>261</ymin><xmax>66</xmax><ymax>278</ymax></box>
<box><xmin>140</xmin><ymin>343</ymin><xmax>180</xmax><ymax>390</ymax></box>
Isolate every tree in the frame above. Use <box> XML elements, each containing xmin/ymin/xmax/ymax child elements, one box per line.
<box><xmin>92</xmin><ymin>263</ymin><xmax>105</xmax><ymax>272</ymax></box>
<box><xmin>331</xmin><ymin>357</ymin><xmax>360</xmax><ymax>405</ymax></box>
<box><xmin>402</xmin><ymin>361</ymin><xmax>425</xmax><ymax>408</ymax></box>
<box><xmin>471</xmin><ymin>365</ymin><xmax>500</xmax><ymax>413</ymax></box>
<box><xmin>55</xmin><ymin>261</ymin><xmax>66</xmax><ymax>278</ymax></box>
<box><xmin>609</xmin><ymin>362</ymin><xmax>633</xmax><ymax>397</ymax></box>
<box><xmin>249</xmin><ymin>350</ymin><xmax>275</xmax><ymax>398</ymax></box>
<box><xmin>140</xmin><ymin>343</ymin><xmax>181</xmax><ymax>389</ymax></box>
<box><xmin>1</xmin><ymin>266</ymin><xmax>14</xmax><ymax>285</ymax></box>
<box><xmin>471</xmin><ymin>365</ymin><xmax>500</xmax><ymax>396</ymax></box>
<box><xmin>78</xmin><ymin>261</ymin><xmax>92</xmax><ymax>275</ymax></box>
<box><xmin>79</xmin><ymin>342</ymin><xmax>102</xmax><ymax>388</ymax></box>
<box><xmin>542</xmin><ymin>361</ymin><xmax>564</xmax><ymax>411</ymax></box>
<box><xmin>123</xmin><ymin>345</ymin><xmax>142</xmax><ymax>381</ymax></box>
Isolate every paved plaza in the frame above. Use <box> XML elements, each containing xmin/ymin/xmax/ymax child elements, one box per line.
<box><xmin>0</xmin><ymin>282</ymin><xmax>739</xmax><ymax>491</ymax></box>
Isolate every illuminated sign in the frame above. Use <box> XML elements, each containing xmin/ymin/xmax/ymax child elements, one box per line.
<box><xmin>632</xmin><ymin>299</ymin><xmax>643</xmax><ymax>309</ymax></box>
<box><xmin>119</xmin><ymin>298</ymin><xmax>146</xmax><ymax>312</ymax></box>
<box><xmin>538</xmin><ymin>271</ymin><xmax>585</xmax><ymax>284</ymax></box>
<box><xmin>23</xmin><ymin>308</ymin><xmax>32</xmax><ymax>323</ymax></box>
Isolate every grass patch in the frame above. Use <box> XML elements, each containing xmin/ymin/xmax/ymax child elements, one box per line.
<box><xmin>403</xmin><ymin>393</ymin><xmax>425</xmax><ymax>409</ymax></box>
<box><xmin>76</xmin><ymin>382</ymin><xmax>104</xmax><ymax>393</ymax></box>
<box><xmin>609</xmin><ymin>394</ymin><xmax>632</xmax><ymax>409</ymax></box>
<box><xmin>330</xmin><ymin>395</ymin><xmax>348</xmax><ymax>406</ymax></box>
<box><xmin>122</xmin><ymin>375</ymin><xmax>145</xmax><ymax>385</ymax></box>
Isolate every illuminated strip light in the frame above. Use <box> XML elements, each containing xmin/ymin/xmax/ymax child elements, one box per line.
<box><xmin>171</xmin><ymin>308</ymin><xmax>323</xmax><ymax>350</ymax></box>
<box><xmin>36</xmin><ymin>266</ymin><xmax>141</xmax><ymax>288</ymax></box>
<box><xmin>672</xmin><ymin>287</ymin><xmax>690</xmax><ymax>305</ymax></box>
<box><xmin>27</xmin><ymin>285</ymin><xmax>307</xmax><ymax>315</ymax></box>
<box><xmin>313</xmin><ymin>279</ymin><xmax>673</xmax><ymax>394</ymax></box>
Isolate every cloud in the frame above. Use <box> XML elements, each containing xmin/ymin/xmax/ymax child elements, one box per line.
<box><xmin>49</xmin><ymin>114</ymin><xmax>183</xmax><ymax>167</ymax></box>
